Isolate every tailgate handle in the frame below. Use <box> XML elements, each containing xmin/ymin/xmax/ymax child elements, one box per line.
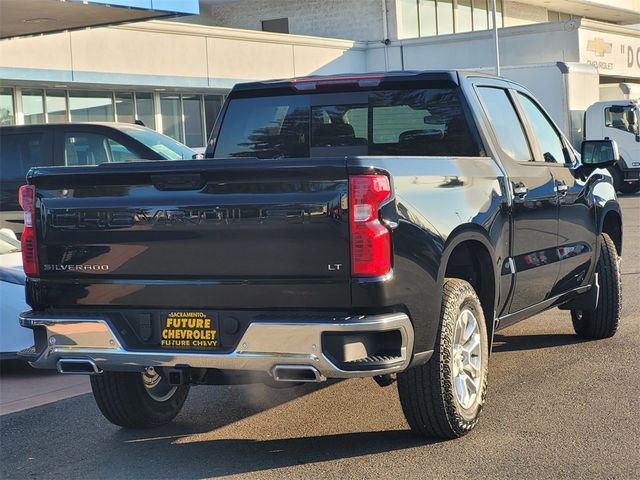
<box><xmin>152</xmin><ymin>174</ymin><xmax>204</xmax><ymax>191</ymax></box>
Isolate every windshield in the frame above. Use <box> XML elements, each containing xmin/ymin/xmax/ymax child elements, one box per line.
<box><xmin>605</xmin><ymin>105</ymin><xmax>639</xmax><ymax>135</ymax></box>
<box><xmin>121</xmin><ymin>127</ymin><xmax>195</xmax><ymax>160</ymax></box>
<box><xmin>0</xmin><ymin>231</ymin><xmax>20</xmax><ymax>255</ymax></box>
<box><xmin>213</xmin><ymin>86</ymin><xmax>480</xmax><ymax>159</ymax></box>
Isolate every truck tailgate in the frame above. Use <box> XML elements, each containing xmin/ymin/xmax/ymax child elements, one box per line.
<box><xmin>29</xmin><ymin>158</ymin><xmax>350</xmax><ymax>308</ymax></box>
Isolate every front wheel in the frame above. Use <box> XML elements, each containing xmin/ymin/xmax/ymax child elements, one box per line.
<box><xmin>397</xmin><ymin>278</ymin><xmax>489</xmax><ymax>439</ymax></box>
<box><xmin>90</xmin><ymin>367</ymin><xmax>190</xmax><ymax>428</ymax></box>
<box><xmin>571</xmin><ymin>233</ymin><xmax>621</xmax><ymax>339</ymax></box>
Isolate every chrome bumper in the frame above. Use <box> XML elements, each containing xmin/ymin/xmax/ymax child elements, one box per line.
<box><xmin>20</xmin><ymin>312</ymin><xmax>414</xmax><ymax>380</ymax></box>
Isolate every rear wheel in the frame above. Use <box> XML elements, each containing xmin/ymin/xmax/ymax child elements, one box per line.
<box><xmin>90</xmin><ymin>367</ymin><xmax>189</xmax><ymax>428</ymax></box>
<box><xmin>571</xmin><ymin>233</ymin><xmax>621</xmax><ymax>339</ymax></box>
<box><xmin>397</xmin><ymin>278</ymin><xmax>489</xmax><ymax>438</ymax></box>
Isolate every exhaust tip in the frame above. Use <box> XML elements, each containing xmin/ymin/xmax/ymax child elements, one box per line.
<box><xmin>272</xmin><ymin>365</ymin><xmax>325</xmax><ymax>383</ymax></box>
<box><xmin>57</xmin><ymin>358</ymin><xmax>101</xmax><ymax>375</ymax></box>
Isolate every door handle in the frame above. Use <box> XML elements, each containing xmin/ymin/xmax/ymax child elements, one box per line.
<box><xmin>556</xmin><ymin>180</ymin><xmax>568</xmax><ymax>195</ymax></box>
<box><xmin>512</xmin><ymin>182</ymin><xmax>528</xmax><ymax>199</ymax></box>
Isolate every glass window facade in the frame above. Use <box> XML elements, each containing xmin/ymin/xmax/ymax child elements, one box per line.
<box><xmin>22</xmin><ymin>89</ymin><xmax>45</xmax><ymax>125</ymax></box>
<box><xmin>399</xmin><ymin>0</ymin><xmax>504</xmax><ymax>38</ymax></box>
<box><xmin>473</xmin><ymin>0</ymin><xmax>488</xmax><ymax>31</ymax></box>
<box><xmin>135</xmin><ymin>92</ymin><xmax>155</xmax><ymax>129</ymax></box>
<box><xmin>418</xmin><ymin>0</ymin><xmax>437</xmax><ymax>37</ymax></box>
<box><xmin>115</xmin><ymin>92</ymin><xmax>134</xmax><ymax>124</ymax></box>
<box><xmin>0</xmin><ymin>88</ymin><xmax>15</xmax><ymax>125</ymax></box>
<box><xmin>160</xmin><ymin>94</ymin><xmax>183</xmax><ymax>143</ymax></box>
<box><xmin>183</xmin><ymin>95</ymin><xmax>204</xmax><ymax>148</ymax></box>
<box><xmin>437</xmin><ymin>0</ymin><xmax>454</xmax><ymax>35</ymax></box>
<box><xmin>458</xmin><ymin>0</ymin><xmax>473</xmax><ymax>33</ymax></box>
<box><xmin>45</xmin><ymin>90</ymin><xmax>67</xmax><ymax>123</ymax></box>
<box><xmin>9</xmin><ymin>87</ymin><xmax>224</xmax><ymax>148</ymax></box>
<box><xmin>398</xmin><ymin>0</ymin><xmax>420</xmax><ymax>38</ymax></box>
<box><xmin>69</xmin><ymin>91</ymin><xmax>114</xmax><ymax>122</ymax></box>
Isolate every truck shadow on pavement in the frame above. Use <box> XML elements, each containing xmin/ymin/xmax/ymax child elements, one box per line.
<box><xmin>491</xmin><ymin>333</ymin><xmax>590</xmax><ymax>352</ymax></box>
<box><xmin>109</xmin><ymin>427</ymin><xmax>431</xmax><ymax>479</ymax></box>
<box><xmin>98</xmin><ymin>381</ymin><xmax>436</xmax><ymax>479</ymax></box>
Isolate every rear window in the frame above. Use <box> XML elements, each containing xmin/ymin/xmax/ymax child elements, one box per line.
<box><xmin>213</xmin><ymin>87</ymin><xmax>479</xmax><ymax>159</ymax></box>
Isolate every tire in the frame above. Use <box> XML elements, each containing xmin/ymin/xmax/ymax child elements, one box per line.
<box><xmin>397</xmin><ymin>278</ymin><xmax>489</xmax><ymax>439</ymax></box>
<box><xmin>90</xmin><ymin>367</ymin><xmax>190</xmax><ymax>428</ymax></box>
<box><xmin>571</xmin><ymin>233</ymin><xmax>621</xmax><ymax>339</ymax></box>
<box><xmin>608</xmin><ymin>166</ymin><xmax>624</xmax><ymax>194</ymax></box>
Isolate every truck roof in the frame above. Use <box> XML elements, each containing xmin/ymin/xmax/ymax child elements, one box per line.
<box><xmin>230</xmin><ymin>69</ymin><xmax>503</xmax><ymax>95</ymax></box>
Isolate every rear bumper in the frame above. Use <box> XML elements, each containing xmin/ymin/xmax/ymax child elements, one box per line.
<box><xmin>19</xmin><ymin>311</ymin><xmax>414</xmax><ymax>380</ymax></box>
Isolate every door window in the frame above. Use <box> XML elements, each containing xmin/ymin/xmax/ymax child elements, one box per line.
<box><xmin>516</xmin><ymin>93</ymin><xmax>567</xmax><ymax>164</ymax></box>
<box><xmin>64</xmin><ymin>132</ymin><xmax>140</xmax><ymax>166</ymax></box>
<box><xmin>477</xmin><ymin>87</ymin><xmax>531</xmax><ymax>162</ymax></box>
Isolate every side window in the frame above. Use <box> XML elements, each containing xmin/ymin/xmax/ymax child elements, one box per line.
<box><xmin>64</xmin><ymin>132</ymin><xmax>140</xmax><ymax>166</ymax></box>
<box><xmin>107</xmin><ymin>139</ymin><xmax>141</xmax><ymax>162</ymax></box>
<box><xmin>64</xmin><ymin>133</ymin><xmax>108</xmax><ymax>166</ymax></box>
<box><xmin>604</xmin><ymin>106</ymin><xmax>638</xmax><ymax>134</ymax></box>
<box><xmin>0</xmin><ymin>132</ymin><xmax>46</xmax><ymax>180</ymax></box>
<box><xmin>477</xmin><ymin>87</ymin><xmax>531</xmax><ymax>162</ymax></box>
<box><xmin>516</xmin><ymin>93</ymin><xmax>567</xmax><ymax>164</ymax></box>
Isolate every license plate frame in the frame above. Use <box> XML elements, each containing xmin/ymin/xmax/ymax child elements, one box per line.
<box><xmin>160</xmin><ymin>311</ymin><xmax>219</xmax><ymax>350</ymax></box>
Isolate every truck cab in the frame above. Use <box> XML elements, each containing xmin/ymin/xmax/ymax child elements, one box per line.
<box><xmin>585</xmin><ymin>100</ymin><xmax>640</xmax><ymax>193</ymax></box>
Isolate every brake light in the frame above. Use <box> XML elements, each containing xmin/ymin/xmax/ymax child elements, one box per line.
<box><xmin>349</xmin><ymin>175</ymin><xmax>392</xmax><ymax>277</ymax></box>
<box><xmin>292</xmin><ymin>74</ymin><xmax>383</xmax><ymax>92</ymax></box>
<box><xmin>19</xmin><ymin>185</ymin><xmax>39</xmax><ymax>277</ymax></box>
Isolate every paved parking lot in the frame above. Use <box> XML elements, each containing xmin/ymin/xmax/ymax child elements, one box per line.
<box><xmin>1</xmin><ymin>195</ymin><xmax>638</xmax><ymax>480</ymax></box>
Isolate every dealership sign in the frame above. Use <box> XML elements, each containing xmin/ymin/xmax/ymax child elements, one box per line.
<box><xmin>580</xmin><ymin>29</ymin><xmax>640</xmax><ymax>77</ymax></box>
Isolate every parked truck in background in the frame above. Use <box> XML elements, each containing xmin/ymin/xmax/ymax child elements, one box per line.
<box><xmin>488</xmin><ymin>63</ymin><xmax>639</xmax><ymax>194</ymax></box>
<box><xmin>18</xmin><ymin>71</ymin><xmax>622</xmax><ymax>439</ymax></box>
<box><xmin>584</xmin><ymin>100</ymin><xmax>640</xmax><ymax>194</ymax></box>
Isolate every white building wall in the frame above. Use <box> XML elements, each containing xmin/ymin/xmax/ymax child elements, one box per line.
<box><xmin>186</xmin><ymin>0</ymin><xmax>390</xmax><ymax>41</ymax></box>
<box><xmin>367</xmin><ymin>21</ymin><xmax>582</xmax><ymax>72</ymax></box>
<box><xmin>503</xmin><ymin>1</ymin><xmax>550</xmax><ymax>27</ymax></box>
<box><xmin>0</xmin><ymin>21</ymin><xmax>368</xmax><ymax>89</ymax></box>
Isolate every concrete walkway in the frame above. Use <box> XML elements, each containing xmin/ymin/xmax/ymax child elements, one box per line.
<box><xmin>0</xmin><ymin>361</ymin><xmax>90</xmax><ymax>415</ymax></box>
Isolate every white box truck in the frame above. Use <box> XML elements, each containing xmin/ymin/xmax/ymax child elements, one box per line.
<box><xmin>489</xmin><ymin>63</ymin><xmax>639</xmax><ymax>193</ymax></box>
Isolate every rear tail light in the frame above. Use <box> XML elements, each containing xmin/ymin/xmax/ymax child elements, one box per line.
<box><xmin>349</xmin><ymin>175</ymin><xmax>392</xmax><ymax>277</ymax></box>
<box><xmin>19</xmin><ymin>185</ymin><xmax>39</xmax><ymax>277</ymax></box>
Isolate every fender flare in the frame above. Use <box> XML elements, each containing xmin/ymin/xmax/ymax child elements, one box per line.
<box><xmin>436</xmin><ymin>225</ymin><xmax>501</xmax><ymax>318</ymax></box>
<box><xmin>597</xmin><ymin>200</ymin><xmax>623</xmax><ymax>254</ymax></box>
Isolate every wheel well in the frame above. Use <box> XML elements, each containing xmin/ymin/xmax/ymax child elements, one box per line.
<box><xmin>444</xmin><ymin>240</ymin><xmax>496</xmax><ymax>338</ymax></box>
<box><xmin>602</xmin><ymin>211</ymin><xmax>622</xmax><ymax>256</ymax></box>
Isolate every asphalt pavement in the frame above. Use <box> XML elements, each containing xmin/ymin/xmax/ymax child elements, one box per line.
<box><xmin>1</xmin><ymin>195</ymin><xmax>638</xmax><ymax>480</ymax></box>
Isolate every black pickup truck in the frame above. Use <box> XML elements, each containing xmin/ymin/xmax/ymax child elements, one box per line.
<box><xmin>19</xmin><ymin>71</ymin><xmax>622</xmax><ymax>439</ymax></box>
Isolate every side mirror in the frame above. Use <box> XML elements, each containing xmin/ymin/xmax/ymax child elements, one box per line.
<box><xmin>580</xmin><ymin>139</ymin><xmax>620</xmax><ymax>168</ymax></box>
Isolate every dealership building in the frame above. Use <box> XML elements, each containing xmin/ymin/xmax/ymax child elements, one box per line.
<box><xmin>0</xmin><ymin>0</ymin><xmax>639</xmax><ymax>149</ymax></box>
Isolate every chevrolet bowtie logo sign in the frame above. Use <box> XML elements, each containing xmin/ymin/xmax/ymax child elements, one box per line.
<box><xmin>587</xmin><ymin>38</ymin><xmax>612</xmax><ymax>57</ymax></box>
